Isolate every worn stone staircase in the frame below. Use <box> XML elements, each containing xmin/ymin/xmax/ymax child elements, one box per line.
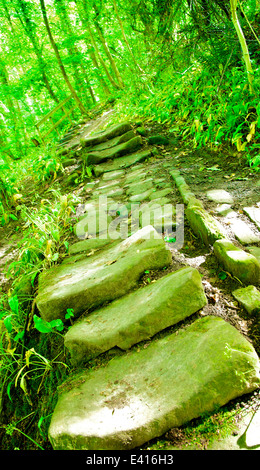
<box><xmin>35</xmin><ymin>120</ymin><xmax>260</xmax><ymax>450</ymax></box>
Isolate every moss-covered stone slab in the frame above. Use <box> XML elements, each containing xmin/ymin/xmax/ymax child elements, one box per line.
<box><xmin>36</xmin><ymin>226</ymin><xmax>172</xmax><ymax>322</ymax></box>
<box><xmin>102</xmin><ymin>170</ymin><xmax>125</xmax><ymax>181</ymax></box>
<box><xmin>129</xmin><ymin>189</ymin><xmax>154</xmax><ymax>203</ymax></box>
<box><xmin>94</xmin><ymin>149</ymin><xmax>152</xmax><ymax>177</ymax></box>
<box><xmin>213</xmin><ymin>239</ymin><xmax>260</xmax><ymax>285</ymax></box>
<box><xmin>68</xmin><ymin>238</ymin><xmax>117</xmax><ymax>256</ymax></box>
<box><xmin>80</xmin><ymin>122</ymin><xmax>132</xmax><ymax>148</ymax></box>
<box><xmin>149</xmin><ymin>188</ymin><xmax>173</xmax><ymax>201</ymax></box>
<box><xmin>89</xmin><ymin>130</ymin><xmax>136</xmax><ymax>152</ymax></box>
<box><xmin>82</xmin><ymin>136</ymin><xmax>143</xmax><ymax>165</ymax></box>
<box><xmin>232</xmin><ymin>285</ymin><xmax>260</xmax><ymax>315</ymax></box>
<box><xmin>49</xmin><ymin>316</ymin><xmax>260</xmax><ymax>450</ymax></box>
<box><xmin>64</xmin><ymin>266</ymin><xmax>207</xmax><ymax>364</ymax></box>
<box><xmin>186</xmin><ymin>203</ymin><xmax>227</xmax><ymax>246</ymax></box>
<box><xmin>126</xmin><ymin>179</ymin><xmax>153</xmax><ymax>196</ymax></box>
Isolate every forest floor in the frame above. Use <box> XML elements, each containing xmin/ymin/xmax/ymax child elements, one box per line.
<box><xmin>0</xmin><ymin>116</ymin><xmax>260</xmax><ymax>451</ymax></box>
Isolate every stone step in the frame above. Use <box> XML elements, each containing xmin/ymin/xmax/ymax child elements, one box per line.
<box><xmin>80</xmin><ymin>121</ymin><xmax>132</xmax><ymax>148</ymax></box>
<box><xmin>48</xmin><ymin>315</ymin><xmax>260</xmax><ymax>450</ymax></box>
<box><xmin>88</xmin><ymin>130</ymin><xmax>136</xmax><ymax>152</ymax></box>
<box><xmin>82</xmin><ymin>136</ymin><xmax>143</xmax><ymax>165</ymax></box>
<box><xmin>94</xmin><ymin>149</ymin><xmax>152</xmax><ymax>177</ymax></box>
<box><xmin>64</xmin><ymin>266</ymin><xmax>207</xmax><ymax>364</ymax></box>
<box><xmin>35</xmin><ymin>226</ymin><xmax>172</xmax><ymax>322</ymax></box>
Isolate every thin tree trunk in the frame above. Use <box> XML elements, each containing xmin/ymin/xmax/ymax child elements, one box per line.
<box><xmin>0</xmin><ymin>60</ymin><xmax>24</xmax><ymax>156</ymax></box>
<box><xmin>94</xmin><ymin>20</ymin><xmax>124</xmax><ymax>88</ymax></box>
<box><xmin>39</xmin><ymin>0</ymin><xmax>87</xmax><ymax>114</ymax></box>
<box><xmin>53</xmin><ymin>0</ymin><xmax>96</xmax><ymax>104</ymax></box>
<box><xmin>112</xmin><ymin>0</ymin><xmax>144</xmax><ymax>74</ymax></box>
<box><xmin>87</xmin><ymin>25</ymin><xmax>121</xmax><ymax>90</ymax></box>
<box><xmin>14</xmin><ymin>0</ymin><xmax>59</xmax><ymax>104</ymax></box>
<box><xmin>230</xmin><ymin>0</ymin><xmax>254</xmax><ymax>93</ymax></box>
<box><xmin>74</xmin><ymin>0</ymin><xmax>111</xmax><ymax>96</ymax></box>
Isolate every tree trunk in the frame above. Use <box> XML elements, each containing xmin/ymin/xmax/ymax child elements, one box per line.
<box><xmin>0</xmin><ymin>60</ymin><xmax>24</xmax><ymax>156</ymax></box>
<box><xmin>39</xmin><ymin>0</ymin><xmax>87</xmax><ymax>114</ymax></box>
<box><xmin>53</xmin><ymin>0</ymin><xmax>96</xmax><ymax>104</ymax></box>
<box><xmin>230</xmin><ymin>0</ymin><xmax>254</xmax><ymax>93</ymax></box>
<box><xmin>87</xmin><ymin>25</ymin><xmax>121</xmax><ymax>90</ymax></box>
<box><xmin>93</xmin><ymin>18</ymin><xmax>124</xmax><ymax>88</ymax></box>
<box><xmin>14</xmin><ymin>0</ymin><xmax>59</xmax><ymax>103</ymax></box>
<box><xmin>112</xmin><ymin>0</ymin><xmax>144</xmax><ymax>74</ymax></box>
<box><xmin>74</xmin><ymin>0</ymin><xmax>111</xmax><ymax>96</ymax></box>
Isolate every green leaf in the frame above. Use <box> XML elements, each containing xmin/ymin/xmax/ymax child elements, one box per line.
<box><xmin>218</xmin><ymin>271</ymin><xmax>227</xmax><ymax>280</ymax></box>
<box><xmin>51</xmin><ymin>253</ymin><xmax>59</xmax><ymax>261</ymax></box>
<box><xmin>49</xmin><ymin>319</ymin><xmax>64</xmax><ymax>332</ymax></box>
<box><xmin>33</xmin><ymin>315</ymin><xmax>52</xmax><ymax>333</ymax></box>
<box><xmin>65</xmin><ymin>308</ymin><xmax>74</xmax><ymax>320</ymax></box>
<box><xmin>8</xmin><ymin>295</ymin><xmax>19</xmax><ymax>315</ymax></box>
<box><xmin>4</xmin><ymin>314</ymin><xmax>13</xmax><ymax>333</ymax></box>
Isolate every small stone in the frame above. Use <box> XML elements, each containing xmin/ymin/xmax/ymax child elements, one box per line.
<box><xmin>136</xmin><ymin>126</ymin><xmax>148</xmax><ymax>136</ymax></box>
<box><xmin>148</xmin><ymin>135</ymin><xmax>170</xmax><ymax>145</ymax></box>
<box><xmin>232</xmin><ymin>285</ymin><xmax>260</xmax><ymax>315</ymax></box>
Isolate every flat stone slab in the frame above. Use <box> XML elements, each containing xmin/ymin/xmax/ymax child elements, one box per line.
<box><xmin>126</xmin><ymin>179</ymin><xmax>153</xmax><ymax>196</ymax></box>
<box><xmin>244</xmin><ymin>206</ymin><xmax>260</xmax><ymax>230</ymax></box>
<box><xmin>94</xmin><ymin>149</ymin><xmax>152</xmax><ymax>177</ymax></box>
<box><xmin>206</xmin><ymin>190</ymin><xmax>234</xmax><ymax>204</ymax></box>
<box><xmin>36</xmin><ymin>226</ymin><xmax>172</xmax><ymax>322</ymax></box>
<box><xmin>49</xmin><ymin>316</ymin><xmax>260</xmax><ymax>450</ymax></box>
<box><xmin>64</xmin><ymin>266</ymin><xmax>207</xmax><ymax>364</ymax></box>
<box><xmin>232</xmin><ymin>285</ymin><xmax>260</xmax><ymax>315</ymax></box>
<box><xmin>229</xmin><ymin>218</ymin><xmax>260</xmax><ymax>245</ymax></box>
<box><xmin>213</xmin><ymin>238</ymin><xmax>260</xmax><ymax>285</ymax></box>
<box><xmin>102</xmin><ymin>170</ymin><xmax>125</xmax><ymax>181</ymax></box>
<box><xmin>83</xmin><ymin>136</ymin><xmax>143</xmax><ymax>165</ymax></box>
<box><xmin>149</xmin><ymin>187</ymin><xmax>173</xmax><ymax>200</ymax></box>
